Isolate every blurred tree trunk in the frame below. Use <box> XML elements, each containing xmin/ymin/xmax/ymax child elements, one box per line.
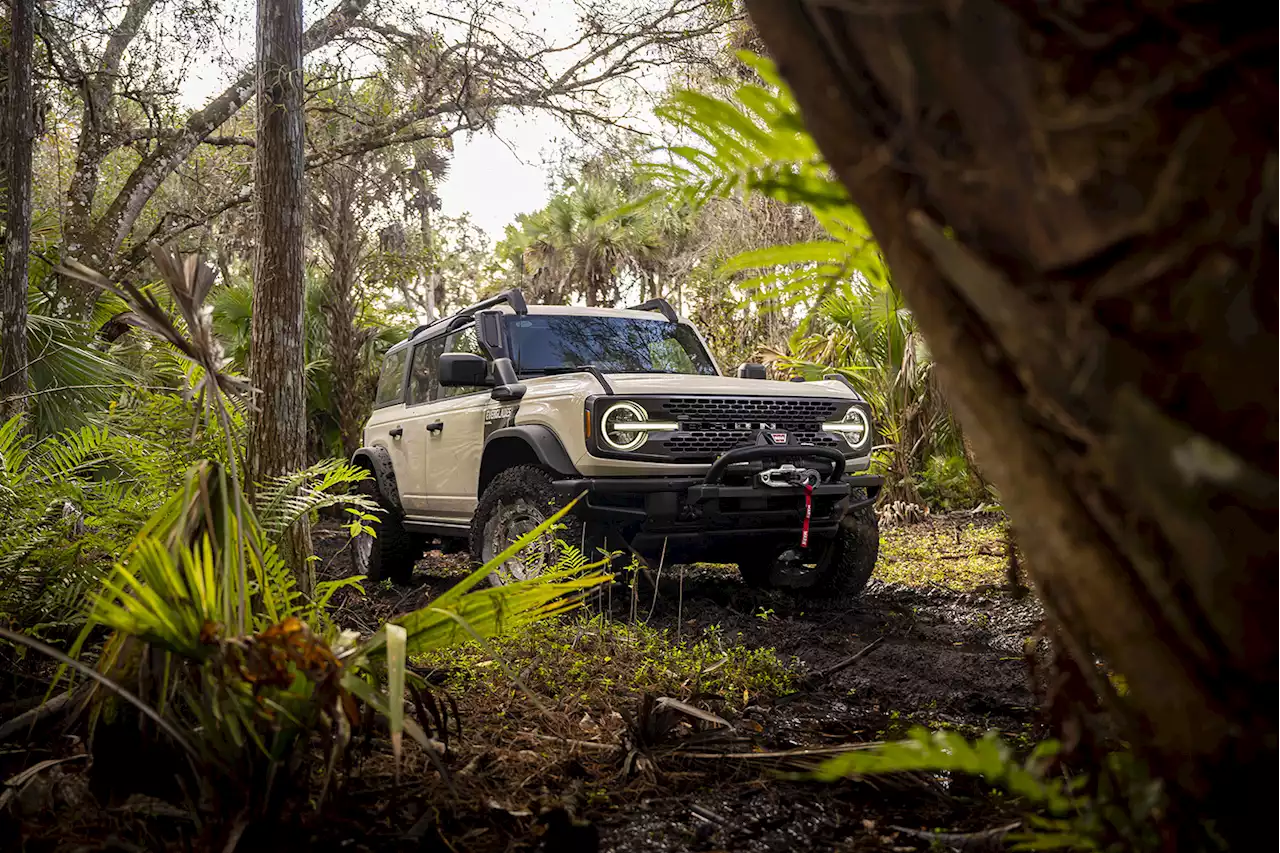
<box><xmin>746</xmin><ymin>0</ymin><xmax>1275</xmax><ymax>845</ymax></box>
<box><xmin>312</xmin><ymin>166</ymin><xmax>368</xmax><ymax>459</ymax></box>
<box><xmin>249</xmin><ymin>0</ymin><xmax>312</xmax><ymax>590</ymax></box>
<box><xmin>0</xmin><ymin>0</ymin><xmax>34</xmax><ymax>421</ymax></box>
<box><xmin>418</xmin><ymin>196</ymin><xmax>437</xmax><ymax>322</ymax></box>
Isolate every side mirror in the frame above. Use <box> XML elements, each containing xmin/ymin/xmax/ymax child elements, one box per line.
<box><xmin>490</xmin><ymin>356</ymin><xmax>526</xmax><ymax>402</ymax></box>
<box><xmin>737</xmin><ymin>362</ymin><xmax>767</xmax><ymax>380</ymax></box>
<box><xmin>439</xmin><ymin>352</ymin><xmax>490</xmax><ymax>387</ymax></box>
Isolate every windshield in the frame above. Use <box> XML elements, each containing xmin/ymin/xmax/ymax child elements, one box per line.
<box><xmin>505</xmin><ymin>314</ymin><xmax>718</xmax><ymax>376</ymax></box>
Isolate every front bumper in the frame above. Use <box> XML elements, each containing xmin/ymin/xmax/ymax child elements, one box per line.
<box><xmin>552</xmin><ymin>443</ymin><xmax>883</xmax><ymax>553</ymax></box>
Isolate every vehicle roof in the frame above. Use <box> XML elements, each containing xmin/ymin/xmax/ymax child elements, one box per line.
<box><xmin>505</xmin><ymin>304</ymin><xmax>689</xmax><ymax>321</ymax></box>
<box><xmin>390</xmin><ymin>303</ymin><xmax>692</xmax><ymax>354</ymax></box>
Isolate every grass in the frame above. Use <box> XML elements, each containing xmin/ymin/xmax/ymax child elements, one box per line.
<box><xmin>876</xmin><ymin>518</ymin><xmax>1009</xmax><ymax>590</ymax></box>
<box><xmin>414</xmin><ymin>613</ymin><xmax>797</xmax><ymax>712</ymax></box>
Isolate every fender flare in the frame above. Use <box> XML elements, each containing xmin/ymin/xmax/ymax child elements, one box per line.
<box><xmin>351</xmin><ymin>446</ymin><xmax>402</xmax><ymax>512</ymax></box>
<box><xmin>482</xmin><ymin>425</ymin><xmax>579</xmax><ymax>485</ymax></box>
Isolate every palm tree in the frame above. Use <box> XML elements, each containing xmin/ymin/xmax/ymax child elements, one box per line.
<box><xmin>514</xmin><ymin>178</ymin><xmax>682</xmax><ymax>307</ymax></box>
<box><xmin>765</xmin><ymin>277</ymin><xmax>960</xmax><ymax>505</ymax></box>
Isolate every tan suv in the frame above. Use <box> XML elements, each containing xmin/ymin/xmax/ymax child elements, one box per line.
<box><xmin>352</xmin><ymin>290</ymin><xmax>882</xmax><ymax>597</ymax></box>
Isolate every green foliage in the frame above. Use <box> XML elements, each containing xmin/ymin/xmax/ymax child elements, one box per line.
<box><xmin>20</xmin><ymin>277</ymin><xmax>137</xmax><ymax>437</ymax></box>
<box><xmin>877</xmin><ymin>521</ymin><xmax>1007</xmax><ymax>590</ymax></box>
<box><xmin>653</xmin><ymin>52</ymin><xmax>887</xmax><ymax>308</ymax></box>
<box><xmin>101</xmin><ymin>388</ymin><xmax>245</xmax><ymax>475</ymax></box>
<box><xmin>208</xmin><ymin>273</ymin><xmax>405</xmax><ymax>459</ymax></box>
<box><xmin>654</xmin><ymin>53</ymin><xmax>977</xmax><ymax>504</ymax></box>
<box><xmin>42</xmin><ymin>460</ymin><xmax>612</xmax><ymax>820</ymax></box>
<box><xmin>813</xmin><ymin>728</ymin><xmax>1076</xmax><ymax>810</ymax></box>
<box><xmin>0</xmin><ymin>414</ymin><xmax>171</xmax><ymax>634</ymax></box>
<box><xmin>253</xmin><ymin>458</ymin><xmax>377</xmax><ymax>543</ymax></box>
<box><xmin>813</xmin><ymin>727</ymin><xmax>1167</xmax><ymax>852</ymax></box>
<box><xmin>418</xmin><ymin>614</ymin><xmax>796</xmax><ymax>709</ymax></box>
<box><xmin>916</xmin><ymin>454</ymin><xmax>989</xmax><ymax>513</ymax></box>
<box><xmin>498</xmin><ymin>174</ymin><xmax>693</xmax><ymax>308</ymax></box>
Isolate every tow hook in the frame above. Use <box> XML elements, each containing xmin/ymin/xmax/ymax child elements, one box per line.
<box><xmin>758</xmin><ymin>464</ymin><xmax>820</xmax><ymax>488</ymax></box>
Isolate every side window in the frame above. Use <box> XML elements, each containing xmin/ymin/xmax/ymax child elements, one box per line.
<box><xmin>373</xmin><ymin>348</ymin><xmax>408</xmax><ymax>407</ymax></box>
<box><xmin>407</xmin><ymin>338</ymin><xmax>445</xmax><ymax>405</ymax></box>
<box><xmin>439</xmin><ymin>325</ymin><xmax>489</xmax><ymax>398</ymax></box>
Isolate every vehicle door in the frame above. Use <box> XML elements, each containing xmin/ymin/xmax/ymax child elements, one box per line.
<box><xmin>423</xmin><ymin>323</ymin><xmax>491</xmax><ymax>520</ymax></box>
<box><xmin>363</xmin><ymin>345</ymin><xmax>415</xmax><ymax>499</ymax></box>
<box><xmin>393</xmin><ymin>335</ymin><xmax>446</xmax><ymax>515</ymax></box>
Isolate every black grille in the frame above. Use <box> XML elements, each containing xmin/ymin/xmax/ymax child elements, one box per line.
<box><xmin>652</xmin><ymin>397</ymin><xmax>844</xmax><ymax>424</ymax></box>
<box><xmin>648</xmin><ymin>397</ymin><xmax>847</xmax><ymax>462</ymax></box>
<box><xmin>662</xmin><ymin>429</ymin><xmax>841</xmax><ymax>459</ymax></box>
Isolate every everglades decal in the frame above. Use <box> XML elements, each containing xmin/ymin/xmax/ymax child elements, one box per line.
<box><xmin>483</xmin><ymin>403</ymin><xmax>519</xmax><ymax>439</ymax></box>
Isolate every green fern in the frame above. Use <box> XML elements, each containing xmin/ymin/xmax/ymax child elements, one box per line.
<box><xmin>651</xmin><ymin>55</ymin><xmax>975</xmax><ymax>503</ymax></box>
<box><xmin>814</xmin><ymin>728</ymin><xmax>1077</xmax><ymax>812</ymax></box>
<box><xmin>253</xmin><ymin>457</ymin><xmax>377</xmax><ymax>543</ymax></box>
<box><xmin>0</xmin><ymin>414</ymin><xmax>174</xmax><ymax>633</ymax></box>
<box><xmin>650</xmin><ymin>51</ymin><xmax>887</xmax><ymax>307</ymax></box>
<box><xmin>812</xmin><ymin>727</ymin><xmax>1166</xmax><ymax>852</ymax></box>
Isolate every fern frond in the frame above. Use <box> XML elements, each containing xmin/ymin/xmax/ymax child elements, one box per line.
<box><xmin>254</xmin><ymin>459</ymin><xmax>375</xmax><ymax>544</ymax></box>
<box><xmin>812</xmin><ymin>727</ymin><xmax>1077</xmax><ymax>814</ymax></box>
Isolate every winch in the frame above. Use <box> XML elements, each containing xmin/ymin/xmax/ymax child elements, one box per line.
<box><xmin>757</xmin><ymin>463</ymin><xmax>821</xmax><ymax>488</ymax></box>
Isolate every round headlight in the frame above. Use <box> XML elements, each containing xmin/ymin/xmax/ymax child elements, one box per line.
<box><xmin>601</xmin><ymin>401</ymin><xmax>648</xmax><ymax>451</ymax></box>
<box><xmin>826</xmin><ymin>405</ymin><xmax>871</xmax><ymax>451</ymax></box>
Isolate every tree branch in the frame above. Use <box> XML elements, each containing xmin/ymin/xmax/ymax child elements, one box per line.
<box><xmin>90</xmin><ymin>0</ymin><xmax>374</xmax><ymax>259</ymax></box>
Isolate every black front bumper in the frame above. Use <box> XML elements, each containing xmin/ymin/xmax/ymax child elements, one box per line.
<box><xmin>553</xmin><ymin>443</ymin><xmax>883</xmax><ymax>553</ymax></box>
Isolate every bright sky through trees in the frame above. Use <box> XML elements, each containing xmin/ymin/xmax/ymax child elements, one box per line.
<box><xmin>175</xmin><ymin>0</ymin><xmax>675</xmax><ymax>239</ymax></box>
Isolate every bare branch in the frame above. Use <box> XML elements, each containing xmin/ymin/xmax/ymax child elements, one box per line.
<box><xmin>90</xmin><ymin>0</ymin><xmax>375</xmax><ymax>258</ymax></box>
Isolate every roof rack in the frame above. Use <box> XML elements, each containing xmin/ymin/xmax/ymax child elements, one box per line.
<box><xmin>409</xmin><ymin>288</ymin><xmax>528</xmax><ymax>340</ymax></box>
<box><xmin>627</xmin><ymin>297</ymin><xmax>679</xmax><ymax>323</ymax></box>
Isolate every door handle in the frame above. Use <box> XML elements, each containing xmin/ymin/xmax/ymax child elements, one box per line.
<box><xmin>426</xmin><ymin>421</ymin><xmax>445</xmax><ymax>434</ymax></box>
<box><xmin>389</xmin><ymin>426</ymin><xmax>403</xmax><ymax>439</ymax></box>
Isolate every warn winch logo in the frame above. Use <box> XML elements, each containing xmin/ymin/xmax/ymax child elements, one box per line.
<box><xmin>768</xmin><ymin>432</ymin><xmax>789</xmax><ymax>445</ymax></box>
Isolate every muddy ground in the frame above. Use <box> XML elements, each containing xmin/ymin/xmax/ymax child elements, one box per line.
<box><xmin>3</xmin><ymin>516</ymin><xmax>1047</xmax><ymax>852</ymax></box>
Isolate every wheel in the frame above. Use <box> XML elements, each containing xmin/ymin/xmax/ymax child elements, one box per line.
<box><xmin>470</xmin><ymin>466</ymin><xmax>586</xmax><ymax>586</ymax></box>
<box><xmin>352</xmin><ymin>473</ymin><xmax>421</xmax><ymax>585</ymax></box>
<box><xmin>736</xmin><ymin>492</ymin><xmax>880</xmax><ymax>598</ymax></box>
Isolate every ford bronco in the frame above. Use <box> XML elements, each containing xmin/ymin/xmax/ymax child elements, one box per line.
<box><xmin>352</xmin><ymin>289</ymin><xmax>882</xmax><ymax>596</ymax></box>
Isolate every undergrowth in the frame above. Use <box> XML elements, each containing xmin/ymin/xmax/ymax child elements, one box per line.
<box><xmin>812</xmin><ymin>727</ymin><xmax>1171</xmax><ymax>852</ymax></box>
<box><xmin>877</xmin><ymin>519</ymin><xmax>1007</xmax><ymax>590</ymax></box>
<box><xmin>414</xmin><ymin>613</ymin><xmax>797</xmax><ymax>711</ymax></box>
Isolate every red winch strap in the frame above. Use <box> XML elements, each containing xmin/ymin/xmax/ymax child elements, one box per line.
<box><xmin>800</xmin><ymin>483</ymin><xmax>814</xmax><ymax>548</ymax></box>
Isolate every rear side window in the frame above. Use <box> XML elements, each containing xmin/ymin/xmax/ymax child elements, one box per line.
<box><xmin>373</xmin><ymin>348</ymin><xmax>408</xmax><ymax>407</ymax></box>
<box><xmin>407</xmin><ymin>338</ymin><xmax>445</xmax><ymax>404</ymax></box>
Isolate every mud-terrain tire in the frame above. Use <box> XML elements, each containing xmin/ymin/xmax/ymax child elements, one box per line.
<box><xmin>737</xmin><ymin>492</ymin><xmax>880</xmax><ymax>599</ymax></box>
<box><xmin>353</xmin><ymin>475</ymin><xmax>421</xmax><ymax>585</ymax></box>
<box><xmin>470</xmin><ymin>465</ymin><xmax>586</xmax><ymax>586</ymax></box>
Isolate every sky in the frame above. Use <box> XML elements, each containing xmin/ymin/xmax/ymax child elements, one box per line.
<box><xmin>435</xmin><ymin>116</ymin><xmax>567</xmax><ymax>240</ymax></box>
<box><xmin>176</xmin><ymin>0</ymin><xmax>673</xmax><ymax>243</ymax></box>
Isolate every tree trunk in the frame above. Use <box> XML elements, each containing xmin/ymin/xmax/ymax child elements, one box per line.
<box><xmin>420</xmin><ymin>203</ymin><xmax>437</xmax><ymax>322</ymax></box>
<box><xmin>316</xmin><ymin>169</ymin><xmax>367</xmax><ymax>460</ymax></box>
<box><xmin>0</xmin><ymin>0</ymin><xmax>34</xmax><ymax>421</ymax></box>
<box><xmin>746</xmin><ymin>0</ymin><xmax>1276</xmax><ymax>845</ymax></box>
<box><xmin>248</xmin><ymin>0</ymin><xmax>312</xmax><ymax>590</ymax></box>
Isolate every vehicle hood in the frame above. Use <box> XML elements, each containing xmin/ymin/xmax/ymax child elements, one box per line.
<box><xmin>602</xmin><ymin>373</ymin><xmax>860</xmax><ymax>400</ymax></box>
